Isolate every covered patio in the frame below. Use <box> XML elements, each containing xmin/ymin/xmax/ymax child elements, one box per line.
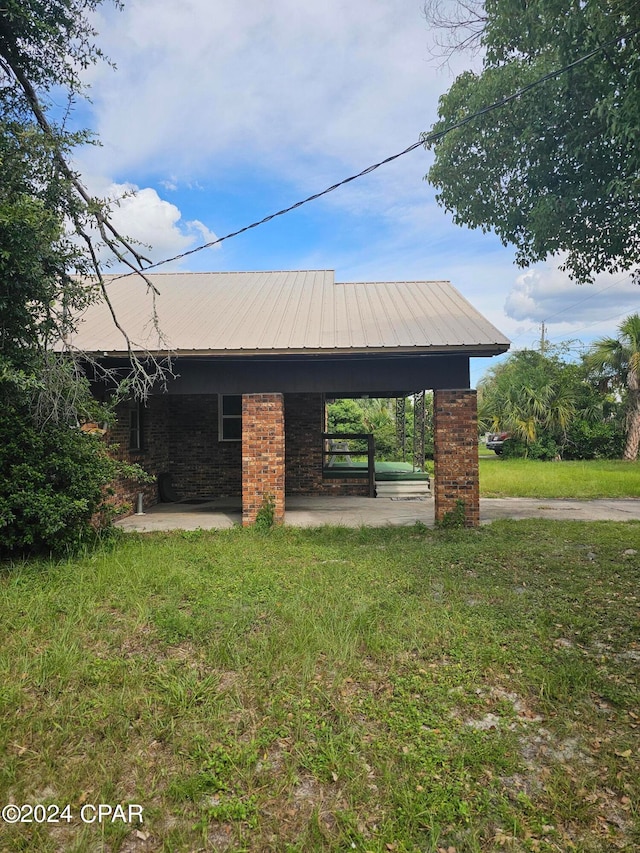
<box><xmin>114</xmin><ymin>495</ymin><xmax>640</xmax><ymax>531</ymax></box>
<box><xmin>73</xmin><ymin>270</ymin><xmax>510</xmax><ymax>527</ymax></box>
<box><xmin>116</xmin><ymin>494</ymin><xmax>434</xmax><ymax>531</ymax></box>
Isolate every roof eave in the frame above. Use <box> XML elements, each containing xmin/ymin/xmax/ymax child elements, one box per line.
<box><xmin>87</xmin><ymin>343</ymin><xmax>511</xmax><ymax>359</ymax></box>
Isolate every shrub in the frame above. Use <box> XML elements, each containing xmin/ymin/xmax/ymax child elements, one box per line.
<box><xmin>0</xmin><ymin>394</ymin><xmax>143</xmax><ymax>556</ymax></box>
<box><xmin>502</xmin><ymin>433</ymin><xmax>560</xmax><ymax>460</ymax></box>
<box><xmin>563</xmin><ymin>419</ymin><xmax>625</xmax><ymax>460</ymax></box>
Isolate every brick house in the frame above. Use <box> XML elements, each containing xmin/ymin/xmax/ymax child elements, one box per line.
<box><xmin>71</xmin><ymin>270</ymin><xmax>509</xmax><ymax>527</ymax></box>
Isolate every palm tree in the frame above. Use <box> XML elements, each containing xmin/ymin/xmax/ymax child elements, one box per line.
<box><xmin>478</xmin><ymin>349</ymin><xmax>577</xmax><ymax>454</ymax></box>
<box><xmin>586</xmin><ymin>314</ymin><xmax>640</xmax><ymax>461</ymax></box>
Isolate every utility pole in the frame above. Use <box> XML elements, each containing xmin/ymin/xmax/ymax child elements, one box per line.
<box><xmin>539</xmin><ymin>322</ymin><xmax>547</xmax><ymax>355</ymax></box>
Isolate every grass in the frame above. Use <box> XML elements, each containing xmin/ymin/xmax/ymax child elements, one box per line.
<box><xmin>479</xmin><ymin>458</ymin><xmax>640</xmax><ymax>499</ymax></box>
<box><xmin>1</xmin><ymin>522</ymin><xmax>639</xmax><ymax>851</ymax></box>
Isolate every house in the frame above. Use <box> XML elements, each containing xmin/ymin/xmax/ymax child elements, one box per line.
<box><xmin>70</xmin><ymin>270</ymin><xmax>510</xmax><ymax>526</ymax></box>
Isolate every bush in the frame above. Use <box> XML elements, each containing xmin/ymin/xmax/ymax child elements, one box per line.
<box><xmin>502</xmin><ymin>434</ymin><xmax>560</xmax><ymax>460</ymax></box>
<box><xmin>0</xmin><ymin>395</ymin><xmax>138</xmax><ymax>556</ymax></box>
<box><xmin>563</xmin><ymin>419</ymin><xmax>625</xmax><ymax>460</ymax></box>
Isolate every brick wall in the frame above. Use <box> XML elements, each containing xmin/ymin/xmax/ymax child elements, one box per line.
<box><xmin>284</xmin><ymin>393</ymin><xmax>370</xmax><ymax>497</ymax></box>
<box><xmin>110</xmin><ymin>391</ymin><xmax>369</xmax><ymax>518</ymax></box>
<box><xmin>108</xmin><ymin>396</ymin><xmax>170</xmax><ymax>513</ymax></box>
<box><xmin>433</xmin><ymin>389</ymin><xmax>479</xmax><ymax>527</ymax></box>
<box><xmin>284</xmin><ymin>393</ymin><xmax>324</xmax><ymax>493</ymax></box>
<box><xmin>168</xmin><ymin>395</ymin><xmax>241</xmax><ymax>498</ymax></box>
<box><xmin>242</xmin><ymin>393</ymin><xmax>285</xmax><ymax>526</ymax></box>
<box><xmin>109</xmin><ymin>394</ymin><xmax>243</xmax><ymax>514</ymax></box>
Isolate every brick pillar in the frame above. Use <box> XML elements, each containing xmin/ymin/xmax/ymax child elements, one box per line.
<box><xmin>433</xmin><ymin>389</ymin><xmax>479</xmax><ymax>527</ymax></box>
<box><xmin>242</xmin><ymin>393</ymin><xmax>285</xmax><ymax>526</ymax></box>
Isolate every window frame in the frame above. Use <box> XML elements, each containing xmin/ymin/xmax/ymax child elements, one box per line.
<box><xmin>218</xmin><ymin>394</ymin><xmax>242</xmax><ymax>442</ymax></box>
<box><xmin>128</xmin><ymin>400</ymin><xmax>143</xmax><ymax>452</ymax></box>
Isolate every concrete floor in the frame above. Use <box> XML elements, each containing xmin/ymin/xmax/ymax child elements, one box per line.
<box><xmin>115</xmin><ymin>495</ymin><xmax>640</xmax><ymax>532</ymax></box>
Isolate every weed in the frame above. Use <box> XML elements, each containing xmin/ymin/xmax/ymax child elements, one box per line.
<box><xmin>254</xmin><ymin>493</ymin><xmax>276</xmax><ymax>531</ymax></box>
<box><xmin>0</xmin><ymin>521</ymin><xmax>638</xmax><ymax>851</ymax></box>
<box><xmin>438</xmin><ymin>498</ymin><xmax>467</xmax><ymax>528</ymax></box>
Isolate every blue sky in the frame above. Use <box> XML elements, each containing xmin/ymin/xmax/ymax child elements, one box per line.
<box><xmin>65</xmin><ymin>0</ymin><xmax>638</xmax><ymax>387</ymax></box>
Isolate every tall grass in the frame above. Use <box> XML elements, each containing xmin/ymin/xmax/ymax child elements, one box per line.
<box><xmin>480</xmin><ymin>457</ymin><xmax>640</xmax><ymax>498</ymax></box>
<box><xmin>1</xmin><ymin>523</ymin><xmax>639</xmax><ymax>851</ymax></box>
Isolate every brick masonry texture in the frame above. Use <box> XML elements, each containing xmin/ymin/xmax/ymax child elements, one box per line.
<box><xmin>433</xmin><ymin>389</ymin><xmax>479</xmax><ymax>527</ymax></box>
<box><xmin>108</xmin><ymin>396</ymin><xmax>170</xmax><ymax>513</ymax></box>
<box><xmin>109</xmin><ymin>395</ymin><xmax>242</xmax><ymax>513</ymax></box>
<box><xmin>242</xmin><ymin>393</ymin><xmax>285</xmax><ymax>526</ymax></box>
<box><xmin>111</xmin><ymin>392</ymin><xmax>375</xmax><ymax>517</ymax></box>
<box><xmin>284</xmin><ymin>393</ymin><xmax>369</xmax><ymax>497</ymax></box>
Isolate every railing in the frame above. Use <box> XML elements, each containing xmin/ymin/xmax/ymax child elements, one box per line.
<box><xmin>321</xmin><ymin>432</ymin><xmax>376</xmax><ymax>498</ymax></box>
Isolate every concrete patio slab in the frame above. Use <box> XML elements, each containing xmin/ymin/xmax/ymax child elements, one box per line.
<box><xmin>115</xmin><ymin>496</ymin><xmax>640</xmax><ymax>532</ymax></box>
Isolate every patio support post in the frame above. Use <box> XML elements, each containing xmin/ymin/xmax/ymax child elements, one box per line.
<box><xmin>433</xmin><ymin>389</ymin><xmax>479</xmax><ymax>527</ymax></box>
<box><xmin>242</xmin><ymin>393</ymin><xmax>285</xmax><ymax>526</ymax></box>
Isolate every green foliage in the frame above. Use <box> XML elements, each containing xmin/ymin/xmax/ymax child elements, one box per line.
<box><xmin>425</xmin><ymin>1</ymin><xmax>640</xmax><ymax>283</ymax></box>
<box><xmin>479</xmin><ymin>347</ymin><xmax>624</xmax><ymax>459</ymax></box>
<box><xmin>563</xmin><ymin>419</ymin><xmax>625</xmax><ymax>461</ymax></box>
<box><xmin>0</xmin><ymin>1</ymin><xmax>122</xmax><ymax>108</ymax></box>
<box><xmin>0</xmin><ymin>0</ymin><xmax>157</xmax><ymax>398</ymax></box>
<box><xmin>0</xmin><ymin>1</ymin><xmax>158</xmax><ymax>553</ymax></box>
<box><xmin>479</xmin><ymin>349</ymin><xmax>576</xmax><ymax>446</ymax></box>
<box><xmin>0</xmin><ymin>122</ymin><xmax>95</xmax><ymax>367</ymax></box>
<box><xmin>326</xmin><ymin>399</ymin><xmax>365</xmax><ymax>434</ymax></box>
<box><xmin>437</xmin><ymin>498</ymin><xmax>468</xmax><ymax>528</ymax></box>
<box><xmin>0</xmin><ymin>380</ymin><xmax>148</xmax><ymax>556</ymax></box>
<box><xmin>254</xmin><ymin>493</ymin><xmax>276</xmax><ymax>531</ymax></box>
<box><xmin>585</xmin><ymin>314</ymin><xmax>640</xmax><ymax>460</ymax></box>
<box><xmin>502</xmin><ymin>433</ymin><xmax>560</xmax><ymax>461</ymax></box>
<box><xmin>327</xmin><ymin>396</ymin><xmax>434</xmax><ymax>462</ymax></box>
<box><xmin>0</xmin><ymin>402</ymin><xmax>107</xmax><ymax>555</ymax></box>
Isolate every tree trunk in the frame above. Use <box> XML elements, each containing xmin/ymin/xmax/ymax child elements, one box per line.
<box><xmin>624</xmin><ymin>376</ymin><xmax>640</xmax><ymax>461</ymax></box>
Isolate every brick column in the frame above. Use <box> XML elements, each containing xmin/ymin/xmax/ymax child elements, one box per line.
<box><xmin>433</xmin><ymin>389</ymin><xmax>479</xmax><ymax>527</ymax></box>
<box><xmin>242</xmin><ymin>393</ymin><xmax>285</xmax><ymax>526</ymax></box>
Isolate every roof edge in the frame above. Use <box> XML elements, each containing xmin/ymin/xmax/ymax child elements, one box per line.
<box><xmin>85</xmin><ymin>343</ymin><xmax>511</xmax><ymax>359</ymax></box>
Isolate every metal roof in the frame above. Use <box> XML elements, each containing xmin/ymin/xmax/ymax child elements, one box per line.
<box><xmin>68</xmin><ymin>270</ymin><xmax>510</xmax><ymax>356</ymax></box>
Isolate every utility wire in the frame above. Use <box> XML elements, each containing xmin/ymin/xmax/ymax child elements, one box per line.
<box><xmin>546</xmin><ymin>306</ymin><xmax>635</xmax><ymax>343</ymax></box>
<box><xmin>111</xmin><ymin>26</ymin><xmax>640</xmax><ymax>282</ymax></box>
<box><xmin>542</xmin><ymin>273</ymin><xmax>635</xmax><ymax>325</ymax></box>
<box><xmin>510</xmin><ymin>273</ymin><xmax>635</xmax><ymax>346</ymax></box>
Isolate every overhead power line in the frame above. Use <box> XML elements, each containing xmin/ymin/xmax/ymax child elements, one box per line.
<box><xmin>112</xmin><ymin>27</ymin><xmax>640</xmax><ymax>281</ymax></box>
<box><xmin>509</xmin><ymin>273</ymin><xmax>636</xmax><ymax>345</ymax></box>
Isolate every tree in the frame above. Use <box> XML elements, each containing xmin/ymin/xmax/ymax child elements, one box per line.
<box><xmin>0</xmin><ymin>0</ymin><xmax>170</xmax><ymax>400</ymax></box>
<box><xmin>327</xmin><ymin>399</ymin><xmax>367</xmax><ymax>435</ymax></box>
<box><xmin>358</xmin><ymin>398</ymin><xmax>398</xmax><ymax>458</ymax></box>
<box><xmin>479</xmin><ymin>349</ymin><xmax>578</xmax><ymax>457</ymax></box>
<box><xmin>478</xmin><ymin>346</ymin><xmax>626</xmax><ymax>459</ymax></box>
<box><xmin>0</xmin><ymin>2</ymin><xmax>155</xmax><ymax>552</ymax></box>
<box><xmin>423</xmin><ymin>1</ymin><xmax>640</xmax><ymax>284</ymax></box>
<box><xmin>585</xmin><ymin>314</ymin><xmax>640</xmax><ymax>461</ymax></box>
<box><xmin>326</xmin><ymin>396</ymin><xmax>434</xmax><ymax>461</ymax></box>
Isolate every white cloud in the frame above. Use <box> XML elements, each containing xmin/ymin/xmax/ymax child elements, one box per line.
<box><xmin>84</xmin><ymin>0</ymin><xmax>472</xmax><ymax>182</ymax></box>
<box><xmin>505</xmin><ymin>261</ymin><xmax>638</xmax><ymax>327</ymax></box>
<box><xmin>70</xmin><ymin>0</ymin><xmax>639</xmax><ymax>366</ymax></box>
<box><xmin>184</xmin><ymin>219</ymin><xmax>218</xmax><ymax>247</ymax></box>
<box><xmin>80</xmin><ymin>180</ymin><xmax>219</xmax><ymax>268</ymax></box>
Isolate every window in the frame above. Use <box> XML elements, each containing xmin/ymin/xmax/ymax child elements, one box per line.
<box><xmin>219</xmin><ymin>394</ymin><xmax>242</xmax><ymax>441</ymax></box>
<box><xmin>128</xmin><ymin>401</ymin><xmax>143</xmax><ymax>451</ymax></box>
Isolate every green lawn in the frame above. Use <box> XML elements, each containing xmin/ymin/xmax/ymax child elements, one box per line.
<box><xmin>1</xmin><ymin>523</ymin><xmax>639</xmax><ymax>851</ymax></box>
<box><xmin>479</xmin><ymin>458</ymin><xmax>640</xmax><ymax>499</ymax></box>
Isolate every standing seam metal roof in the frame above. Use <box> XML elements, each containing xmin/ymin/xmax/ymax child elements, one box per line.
<box><xmin>68</xmin><ymin>270</ymin><xmax>510</xmax><ymax>355</ymax></box>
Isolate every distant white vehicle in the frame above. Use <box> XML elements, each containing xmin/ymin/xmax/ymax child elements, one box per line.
<box><xmin>486</xmin><ymin>431</ymin><xmax>510</xmax><ymax>455</ymax></box>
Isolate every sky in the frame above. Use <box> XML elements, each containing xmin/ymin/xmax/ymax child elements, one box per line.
<box><xmin>60</xmin><ymin>0</ymin><xmax>638</xmax><ymax>387</ymax></box>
